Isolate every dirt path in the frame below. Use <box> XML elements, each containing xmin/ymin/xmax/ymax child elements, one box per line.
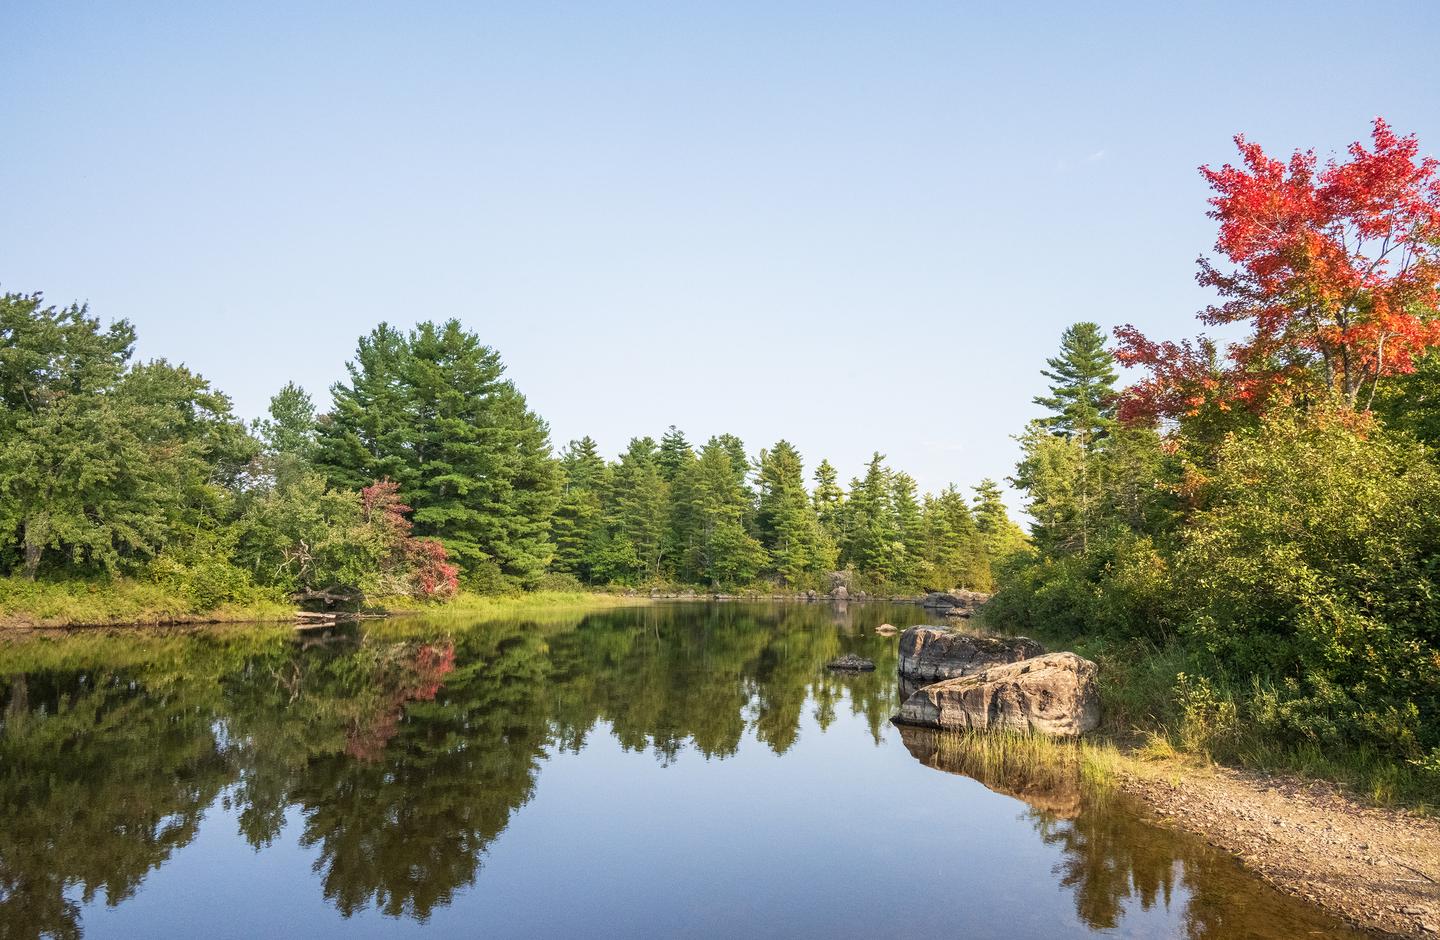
<box><xmin>1113</xmin><ymin>761</ymin><xmax>1440</xmax><ymax>937</ymax></box>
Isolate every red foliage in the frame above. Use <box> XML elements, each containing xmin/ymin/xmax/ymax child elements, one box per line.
<box><xmin>345</xmin><ymin>641</ymin><xmax>457</xmax><ymax>761</ymax></box>
<box><xmin>1117</xmin><ymin>119</ymin><xmax>1440</xmax><ymax>422</ymax></box>
<box><xmin>361</xmin><ymin>479</ymin><xmax>413</xmax><ymax>539</ymax></box>
<box><xmin>362</xmin><ymin>478</ymin><xmax>459</xmax><ymax>599</ymax></box>
<box><xmin>407</xmin><ymin>538</ymin><xmax>460</xmax><ymax>599</ymax></box>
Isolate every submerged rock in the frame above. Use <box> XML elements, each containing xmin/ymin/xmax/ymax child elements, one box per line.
<box><xmin>874</xmin><ymin>623</ymin><xmax>898</xmax><ymax>636</ymax></box>
<box><xmin>898</xmin><ymin>627</ymin><xmax>1045</xmax><ymax>682</ymax></box>
<box><xmin>895</xmin><ymin>652</ymin><xmax>1100</xmax><ymax>737</ymax></box>
<box><xmin>825</xmin><ymin>653</ymin><xmax>876</xmax><ymax>671</ymax></box>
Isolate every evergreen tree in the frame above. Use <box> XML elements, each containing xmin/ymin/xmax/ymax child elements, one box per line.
<box><xmin>551</xmin><ymin>437</ymin><xmax>609</xmax><ymax>582</ymax></box>
<box><xmin>314</xmin><ymin>320</ymin><xmax>560</xmax><ymax>588</ymax></box>
<box><xmin>755</xmin><ymin>441</ymin><xmax>832</xmax><ymax>585</ymax></box>
<box><xmin>656</xmin><ymin>426</ymin><xmax>693</xmax><ymax>482</ymax></box>
<box><xmin>254</xmin><ymin>381</ymin><xmax>317</xmax><ymax>483</ymax></box>
<box><xmin>842</xmin><ymin>453</ymin><xmax>899</xmax><ymax>583</ymax></box>
<box><xmin>889</xmin><ymin>471</ymin><xmax>924</xmax><ymax>587</ymax></box>
<box><xmin>1033</xmin><ymin>322</ymin><xmax>1118</xmax><ymax>443</ymax></box>
<box><xmin>921</xmin><ymin>485</ymin><xmax>983</xmax><ymax>589</ymax></box>
<box><xmin>811</xmin><ymin>458</ymin><xmax>845</xmax><ymax>554</ymax></box>
<box><xmin>604</xmin><ymin>437</ymin><xmax>668</xmax><ymax>583</ymax></box>
<box><xmin>973</xmin><ymin>478</ymin><xmax>1026</xmax><ymax>562</ymax></box>
<box><xmin>688</xmin><ymin>439</ymin><xmax>767</xmax><ymax>587</ymax></box>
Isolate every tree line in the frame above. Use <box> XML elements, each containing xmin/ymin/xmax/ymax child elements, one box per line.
<box><xmin>0</xmin><ymin>299</ymin><xmax>1021</xmax><ymax>604</ymax></box>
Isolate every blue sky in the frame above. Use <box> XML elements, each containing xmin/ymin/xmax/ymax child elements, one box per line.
<box><xmin>4</xmin><ymin>2</ymin><xmax>1438</xmax><ymax>501</ymax></box>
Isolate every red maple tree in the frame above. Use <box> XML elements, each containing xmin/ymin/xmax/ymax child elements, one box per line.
<box><xmin>1117</xmin><ymin>119</ymin><xmax>1440</xmax><ymax>423</ymax></box>
<box><xmin>360</xmin><ymin>480</ymin><xmax>460</xmax><ymax>599</ymax></box>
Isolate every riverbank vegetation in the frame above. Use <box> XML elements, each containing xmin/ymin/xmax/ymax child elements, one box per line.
<box><xmin>987</xmin><ymin>118</ymin><xmax>1440</xmax><ymax>806</ymax></box>
<box><xmin>0</xmin><ymin>291</ymin><xmax>1020</xmax><ymax>628</ymax></box>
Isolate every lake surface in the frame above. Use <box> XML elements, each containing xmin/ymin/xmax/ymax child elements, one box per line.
<box><xmin>1</xmin><ymin>601</ymin><xmax>1353</xmax><ymax>938</ymax></box>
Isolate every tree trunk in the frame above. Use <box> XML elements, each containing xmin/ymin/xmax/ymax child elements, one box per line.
<box><xmin>21</xmin><ymin>519</ymin><xmax>43</xmax><ymax>581</ymax></box>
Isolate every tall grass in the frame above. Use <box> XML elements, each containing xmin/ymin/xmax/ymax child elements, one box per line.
<box><xmin>0</xmin><ymin>576</ymin><xmax>294</xmax><ymax>629</ymax></box>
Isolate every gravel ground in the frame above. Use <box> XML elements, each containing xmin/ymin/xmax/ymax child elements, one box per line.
<box><xmin>1116</xmin><ymin>763</ymin><xmax>1440</xmax><ymax>937</ymax></box>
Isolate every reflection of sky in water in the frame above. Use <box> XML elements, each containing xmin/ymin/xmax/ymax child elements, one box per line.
<box><xmin>11</xmin><ymin>603</ymin><xmax>1353</xmax><ymax>938</ymax></box>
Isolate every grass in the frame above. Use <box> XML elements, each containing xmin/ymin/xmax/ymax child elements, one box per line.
<box><xmin>0</xmin><ymin>576</ymin><xmax>294</xmax><ymax>629</ymax></box>
<box><xmin>972</xmin><ymin>612</ymin><xmax>1438</xmax><ymax>811</ymax></box>
<box><xmin>1</xmin><ymin>577</ymin><xmax>651</xmax><ymax>631</ymax></box>
<box><xmin>376</xmin><ymin>589</ymin><xmax>649</xmax><ymax>618</ymax></box>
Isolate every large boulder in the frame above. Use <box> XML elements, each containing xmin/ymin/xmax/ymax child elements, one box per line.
<box><xmin>895</xmin><ymin>652</ymin><xmax>1100</xmax><ymax>737</ymax></box>
<box><xmin>898</xmin><ymin>627</ymin><xmax>1044</xmax><ymax>682</ymax></box>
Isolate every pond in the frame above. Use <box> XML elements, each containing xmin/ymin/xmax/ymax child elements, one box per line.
<box><xmin>0</xmin><ymin>601</ymin><xmax>1354</xmax><ymax>938</ymax></box>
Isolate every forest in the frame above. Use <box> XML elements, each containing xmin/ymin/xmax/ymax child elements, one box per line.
<box><xmin>0</xmin><ymin>296</ymin><xmax>1022</xmax><ymax>618</ymax></box>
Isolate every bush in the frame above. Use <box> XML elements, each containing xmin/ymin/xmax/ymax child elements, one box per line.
<box><xmin>1173</xmin><ymin>411</ymin><xmax>1440</xmax><ymax>761</ymax></box>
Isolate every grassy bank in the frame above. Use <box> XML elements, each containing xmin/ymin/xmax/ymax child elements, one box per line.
<box><xmin>0</xmin><ymin>577</ymin><xmax>652</xmax><ymax>631</ymax></box>
<box><xmin>381</xmin><ymin>589</ymin><xmax>649</xmax><ymax>619</ymax></box>
<box><xmin>0</xmin><ymin>576</ymin><xmax>296</xmax><ymax>629</ymax></box>
<box><xmin>975</xmin><ymin>616</ymin><xmax>1439</xmax><ymax>811</ymax></box>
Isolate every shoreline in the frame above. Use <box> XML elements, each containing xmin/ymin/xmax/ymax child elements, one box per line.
<box><xmin>0</xmin><ymin>588</ymin><xmax>937</xmax><ymax>632</ymax></box>
<box><xmin>1104</xmin><ymin>750</ymin><xmax>1440</xmax><ymax>937</ymax></box>
<box><xmin>0</xmin><ymin>589</ymin><xmax>660</xmax><ymax>632</ymax></box>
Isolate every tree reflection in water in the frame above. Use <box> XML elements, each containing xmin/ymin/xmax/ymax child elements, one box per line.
<box><xmin>0</xmin><ymin>603</ymin><xmax>1347</xmax><ymax>938</ymax></box>
<box><xmin>898</xmin><ymin>725</ymin><xmax>1345</xmax><ymax>938</ymax></box>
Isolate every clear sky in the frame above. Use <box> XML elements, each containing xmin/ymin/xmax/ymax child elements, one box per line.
<box><xmin>4</xmin><ymin>2</ymin><xmax>1438</xmax><ymax>501</ymax></box>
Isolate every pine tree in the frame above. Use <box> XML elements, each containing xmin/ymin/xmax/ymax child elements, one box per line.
<box><xmin>314</xmin><ymin>320</ymin><xmax>560</xmax><ymax>588</ymax></box>
<box><xmin>811</xmin><ymin>459</ymin><xmax>845</xmax><ymax>555</ymax></box>
<box><xmin>755</xmin><ymin>440</ymin><xmax>832</xmax><ymax>585</ymax></box>
<box><xmin>688</xmin><ymin>439</ymin><xmax>767</xmax><ymax>587</ymax></box>
<box><xmin>254</xmin><ymin>381</ymin><xmax>317</xmax><ymax>483</ymax></box>
<box><xmin>1033</xmin><ymin>322</ymin><xmax>1118</xmax><ymax>443</ymax></box>
<box><xmin>889</xmin><ymin>471</ymin><xmax>924</xmax><ymax>588</ymax></box>
<box><xmin>920</xmin><ymin>485</ymin><xmax>983</xmax><ymax>589</ymax></box>
<box><xmin>605</xmin><ymin>437</ymin><xmax>668</xmax><ymax>583</ymax></box>
<box><xmin>656</xmin><ymin>426</ymin><xmax>693</xmax><ymax>482</ymax></box>
<box><xmin>842</xmin><ymin>453</ymin><xmax>899</xmax><ymax>583</ymax></box>
<box><xmin>714</xmin><ymin>433</ymin><xmax>754</xmax><ymax>498</ymax></box>
<box><xmin>973</xmin><ymin>478</ymin><xmax>1026</xmax><ymax>565</ymax></box>
<box><xmin>552</xmin><ymin>437</ymin><xmax>609</xmax><ymax>582</ymax></box>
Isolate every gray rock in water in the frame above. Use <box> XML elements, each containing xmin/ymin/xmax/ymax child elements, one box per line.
<box><xmin>898</xmin><ymin>627</ymin><xmax>1044</xmax><ymax>682</ymax></box>
<box><xmin>825</xmin><ymin>653</ymin><xmax>876</xmax><ymax>671</ymax></box>
<box><xmin>874</xmin><ymin>623</ymin><xmax>899</xmax><ymax>636</ymax></box>
<box><xmin>921</xmin><ymin>590</ymin><xmax>992</xmax><ymax>610</ymax></box>
<box><xmin>895</xmin><ymin>652</ymin><xmax>1100</xmax><ymax>737</ymax></box>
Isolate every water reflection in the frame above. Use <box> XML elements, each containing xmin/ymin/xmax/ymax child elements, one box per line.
<box><xmin>0</xmin><ymin>603</ymin><xmax>1350</xmax><ymax>938</ymax></box>
<box><xmin>898</xmin><ymin>725</ymin><xmax>1347</xmax><ymax>938</ymax></box>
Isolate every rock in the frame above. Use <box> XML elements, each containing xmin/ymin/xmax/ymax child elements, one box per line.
<box><xmin>832</xmin><ymin>585</ymin><xmax>849</xmax><ymax>601</ymax></box>
<box><xmin>942</xmin><ymin>607</ymin><xmax>972</xmax><ymax>619</ymax></box>
<box><xmin>874</xmin><ymin>623</ymin><xmax>898</xmax><ymax>636</ymax></box>
<box><xmin>825</xmin><ymin>653</ymin><xmax>875</xmax><ymax>671</ymax></box>
<box><xmin>895</xmin><ymin>652</ymin><xmax>1100</xmax><ymax>737</ymax></box>
<box><xmin>921</xmin><ymin>590</ymin><xmax>992</xmax><ymax>610</ymax></box>
<box><xmin>897</xmin><ymin>627</ymin><xmax>1045</xmax><ymax>682</ymax></box>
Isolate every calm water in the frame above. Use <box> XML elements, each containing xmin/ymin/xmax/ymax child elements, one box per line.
<box><xmin>1</xmin><ymin>602</ymin><xmax>1352</xmax><ymax>939</ymax></box>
